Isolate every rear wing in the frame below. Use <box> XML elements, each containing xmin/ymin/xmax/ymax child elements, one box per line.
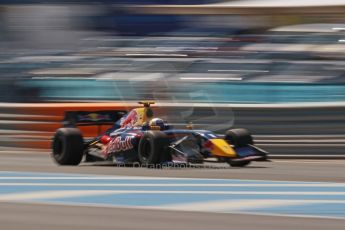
<box><xmin>63</xmin><ymin>110</ymin><xmax>127</xmax><ymax>127</ymax></box>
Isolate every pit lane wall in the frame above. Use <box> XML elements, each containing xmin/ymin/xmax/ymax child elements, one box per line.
<box><xmin>1</xmin><ymin>102</ymin><xmax>344</xmax><ymax>158</ymax></box>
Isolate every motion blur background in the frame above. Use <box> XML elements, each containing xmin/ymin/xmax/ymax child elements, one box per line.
<box><xmin>1</xmin><ymin>0</ymin><xmax>345</xmax><ymax>157</ymax></box>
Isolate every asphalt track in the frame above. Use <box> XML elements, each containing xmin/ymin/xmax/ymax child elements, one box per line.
<box><xmin>0</xmin><ymin>152</ymin><xmax>344</xmax><ymax>230</ymax></box>
<box><xmin>0</xmin><ymin>152</ymin><xmax>344</xmax><ymax>182</ymax></box>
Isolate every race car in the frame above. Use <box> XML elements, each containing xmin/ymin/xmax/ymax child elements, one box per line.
<box><xmin>52</xmin><ymin>101</ymin><xmax>268</xmax><ymax>167</ymax></box>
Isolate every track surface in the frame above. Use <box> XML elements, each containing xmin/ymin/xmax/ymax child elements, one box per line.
<box><xmin>1</xmin><ymin>202</ymin><xmax>344</xmax><ymax>230</ymax></box>
<box><xmin>0</xmin><ymin>152</ymin><xmax>344</xmax><ymax>230</ymax></box>
<box><xmin>0</xmin><ymin>152</ymin><xmax>344</xmax><ymax>182</ymax></box>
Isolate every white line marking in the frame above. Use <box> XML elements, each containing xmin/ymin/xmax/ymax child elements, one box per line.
<box><xmin>233</xmin><ymin>212</ymin><xmax>345</xmax><ymax>220</ymax></box>
<box><xmin>158</xmin><ymin>199</ymin><xmax>345</xmax><ymax>212</ymax></box>
<box><xmin>0</xmin><ymin>190</ymin><xmax>123</xmax><ymax>201</ymax></box>
<box><xmin>273</xmin><ymin>160</ymin><xmax>345</xmax><ymax>165</ymax></box>
<box><xmin>254</xmin><ymin>135</ymin><xmax>345</xmax><ymax>138</ymax></box>
<box><xmin>269</xmin><ymin>155</ymin><xmax>345</xmax><ymax>159</ymax></box>
<box><xmin>258</xmin><ymin>143</ymin><xmax>345</xmax><ymax>147</ymax></box>
<box><xmin>180</xmin><ymin>77</ymin><xmax>243</xmax><ymax>81</ymax></box>
<box><xmin>333</xmin><ymin>27</ymin><xmax>345</xmax><ymax>31</ymax></box>
<box><xmin>125</xmin><ymin>53</ymin><xmax>188</xmax><ymax>57</ymax></box>
<box><xmin>0</xmin><ymin>183</ymin><xmax>344</xmax><ymax>187</ymax></box>
<box><xmin>1</xmin><ymin>195</ymin><xmax>344</xmax><ymax>220</ymax></box>
<box><xmin>0</xmin><ymin>176</ymin><xmax>233</xmax><ymax>180</ymax></box>
<box><xmin>208</xmin><ymin>69</ymin><xmax>269</xmax><ymax>73</ymax></box>
<box><xmin>0</xmin><ymin>190</ymin><xmax>344</xmax><ymax>196</ymax></box>
<box><xmin>0</xmin><ymin>173</ymin><xmax>343</xmax><ymax>184</ymax></box>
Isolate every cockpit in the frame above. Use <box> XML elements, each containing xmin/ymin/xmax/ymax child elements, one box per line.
<box><xmin>115</xmin><ymin>101</ymin><xmax>169</xmax><ymax>131</ymax></box>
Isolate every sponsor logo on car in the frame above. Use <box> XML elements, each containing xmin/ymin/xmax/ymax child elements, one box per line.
<box><xmin>120</xmin><ymin>110</ymin><xmax>139</xmax><ymax>128</ymax></box>
<box><xmin>78</xmin><ymin>113</ymin><xmax>111</xmax><ymax>122</ymax></box>
<box><xmin>107</xmin><ymin>136</ymin><xmax>134</xmax><ymax>153</ymax></box>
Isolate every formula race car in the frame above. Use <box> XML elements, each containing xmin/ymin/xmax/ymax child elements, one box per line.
<box><xmin>52</xmin><ymin>102</ymin><xmax>268</xmax><ymax>167</ymax></box>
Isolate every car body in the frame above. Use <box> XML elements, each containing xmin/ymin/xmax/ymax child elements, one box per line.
<box><xmin>52</xmin><ymin>102</ymin><xmax>268</xmax><ymax>167</ymax></box>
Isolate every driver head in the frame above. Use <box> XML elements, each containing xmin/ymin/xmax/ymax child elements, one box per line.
<box><xmin>149</xmin><ymin>118</ymin><xmax>166</xmax><ymax>130</ymax></box>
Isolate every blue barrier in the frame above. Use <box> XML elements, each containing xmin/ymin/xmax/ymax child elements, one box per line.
<box><xmin>21</xmin><ymin>79</ymin><xmax>345</xmax><ymax>103</ymax></box>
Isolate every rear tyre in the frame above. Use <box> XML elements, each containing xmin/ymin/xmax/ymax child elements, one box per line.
<box><xmin>138</xmin><ymin>131</ymin><xmax>170</xmax><ymax>166</ymax></box>
<box><xmin>224</xmin><ymin>128</ymin><xmax>253</xmax><ymax>167</ymax></box>
<box><xmin>52</xmin><ymin>128</ymin><xmax>84</xmax><ymax>165</ymax></box>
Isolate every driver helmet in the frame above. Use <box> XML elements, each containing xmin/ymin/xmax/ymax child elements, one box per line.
<box><xmin>149</xmin><ymin>118</ymin><xmax>166</xmax><ymax>130</ymax></box>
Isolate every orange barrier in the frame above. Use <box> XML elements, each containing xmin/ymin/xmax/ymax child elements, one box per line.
<box><xmin>2</xmin><ymin>102</ymin><xmax>135</xmax><ymax>115</ymax></box>
<box><xmin>0</xmin><ymin>102</ymin><xmax>138</xmax><ymax>150</ymax></box>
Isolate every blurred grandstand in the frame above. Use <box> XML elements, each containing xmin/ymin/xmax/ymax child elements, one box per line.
<box><xmin>1</xmin><ymin>1</ymin><xmax>345</xmax><ymax>103</ymax></box>
<box><xmin>1</xmin><ymin>1</ymin><xmax>345</xmax><ymax>156</ymax></box>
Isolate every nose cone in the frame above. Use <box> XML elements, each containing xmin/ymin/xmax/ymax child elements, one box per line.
<box><xmin>208</xmin><ymin>139</ymin><xmax>237</xmax><ymax>157</ymax></box>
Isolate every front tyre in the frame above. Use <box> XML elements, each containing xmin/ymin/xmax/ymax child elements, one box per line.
<box><xmin>227</xmin><ymin>160</ymin><xmax>250</xmax><ymax>167</ymax></box>
<box><xmin>224</xmin><ymin>128</ymin><xmax>253</xmax><ymax>147</ymax></box>
<box><xmin>138</xmin><ymin>131</ymin><xmax>170</xmax><ymax>166</ymax></box>
<box><xmin>52</xmin><ymin>128</ymin><xmax>84</xmax><ymax>165</ymax></box>
<box><xmin>224</xmin><ymin>128</ymin><xmax>253</xmax><ymax>167</ymax></box>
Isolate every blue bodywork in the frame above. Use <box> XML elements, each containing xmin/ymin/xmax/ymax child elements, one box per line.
<box><xmin>94</xmin><ymin>125</ymin><xmax>265</xmax><ymax>164</ymax></box>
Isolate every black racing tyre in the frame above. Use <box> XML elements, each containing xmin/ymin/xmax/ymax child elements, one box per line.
<box><xmin>224</xmin><ymin>128</ymin><xmax>253</xmax><ymax>167</ymax></box>
<box><xmin>138</xmin><ymin>131</ymin><xmax>170</xmax><ymax>166</ymax></box>
<box><xmin>227</xmin><ymin>160</ymin><xmax>251</xmax><ymax>167</ymax></box>
<box><xmin>52</xmin><ymin>128</ymin><xmax>84</xmax><ymax>165</ymax></box>
<box><xmin>224</xmin><ymin>128</ymin><xmax>253</xmax><ymax>148</ymax></box>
